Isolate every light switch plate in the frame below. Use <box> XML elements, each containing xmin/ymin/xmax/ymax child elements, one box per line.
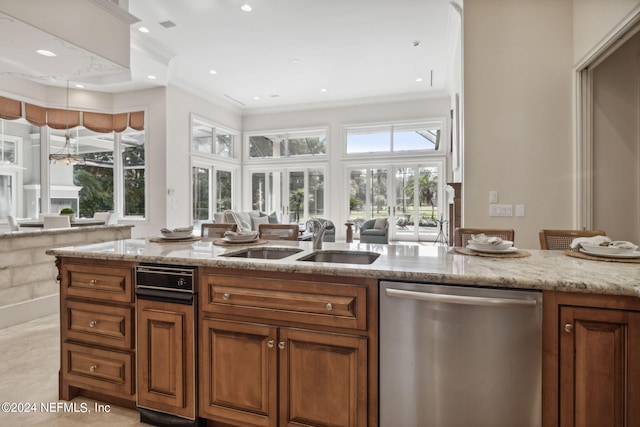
<box><xmin>489</xmin><ymin>204</ymin><xmax>513</xmax><ymax>217</ymax></box>
<box><xmin>515</xmin><ymin>204</ymin><xmax>525</xmax><ymax>217</ymax></box>
<box><xmin>489</xmin><ymin>191</ymin><xmax>498</xmax><ymax>203</ymax></box>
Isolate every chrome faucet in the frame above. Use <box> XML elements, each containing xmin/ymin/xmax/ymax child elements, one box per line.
<box><xmin>307</xmin><ymin>219</ymin><xmax>335</xmax><ymax>250</ymax></box>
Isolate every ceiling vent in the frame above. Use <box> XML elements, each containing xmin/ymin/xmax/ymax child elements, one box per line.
<box><xmin>159</xmin><ymin>20</ymin><xmax>177</xmax><ymax>28</ymax></box>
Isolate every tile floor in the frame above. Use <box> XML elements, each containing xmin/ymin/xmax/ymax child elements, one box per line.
<box><xmin>0</xmin><ymin>314</ymin><xmax>145</xmax><ymax>426</ymax></box>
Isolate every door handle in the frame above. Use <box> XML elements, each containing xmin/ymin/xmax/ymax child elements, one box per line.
<box><xmin>385</xmin><ymin>288</ymin><xmax>538</xmax><ymax>307</ymax></box>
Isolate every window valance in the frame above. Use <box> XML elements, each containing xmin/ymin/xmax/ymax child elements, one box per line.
<box><xmin>0</xmin><ymin>95</ymin><xmax>144</xmax><ymax>132</ymax></box>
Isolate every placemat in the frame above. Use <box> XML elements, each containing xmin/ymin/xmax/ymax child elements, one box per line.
<box><xmin>564</xmin><ymin>249</ymin><xmax>640</xmax><ymax>263</ymax></box>
<box><xmin>454</xmin><ymin>247</ymin><xmax>531</xmax><ymax>258</ymax></box>
<box><xmin>213</xmin><ymin>239</ymin><xmax>268</xmax><ymax>247</ymax></box>
<box><xmin>150</xmin><ymin>236</ymin><xmax>202</xmax><ymax>243</ymax></box>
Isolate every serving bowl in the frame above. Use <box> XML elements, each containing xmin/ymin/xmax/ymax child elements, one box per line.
<box><xmin>160</xmin><ymin>227</ymin><xmax>194</xmax><ymax>239</ymax></box>
<box><xmin>467</xmin><ymin>240</ymin><xmax>514</xmax><ymax>251</ymax></box>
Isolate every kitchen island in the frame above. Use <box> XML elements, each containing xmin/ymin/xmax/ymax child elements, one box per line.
<box><xmin>47</xmin><ymin>238</ymin><xmax>640</xmax><ymax>427</ymax></box>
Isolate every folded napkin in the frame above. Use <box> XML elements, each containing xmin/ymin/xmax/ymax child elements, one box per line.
<box><xmin>470</xmin><ymin>233</ymin><xmax>503</xmax><ymax>245</ymax></box>
<box><xmin>569</xmin><ymin>235</ymin><xmax>611</xmax><ymax>249</ymax></box>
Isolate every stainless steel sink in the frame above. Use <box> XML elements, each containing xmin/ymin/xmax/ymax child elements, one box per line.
<box><xmin>297</xmin><ymin>250</ymin><xmax>380</xmax><ymax>265</ymax></box>
<box><xmin>223</xmin><ymin>247</ymin><xmax>303</xmax><ymax>260</ymax></box>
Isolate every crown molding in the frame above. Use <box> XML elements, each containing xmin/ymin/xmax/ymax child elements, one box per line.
<box><xmin>87</xmin><ymin>0</ymin><xmax>140</xmax><ymax>25</ymax></box>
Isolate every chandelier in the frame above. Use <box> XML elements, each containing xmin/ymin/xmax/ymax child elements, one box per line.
<box><xmin>49</xmin><ymin>81</ymin><xmax>85</xmax><ymax>165</ymax></box>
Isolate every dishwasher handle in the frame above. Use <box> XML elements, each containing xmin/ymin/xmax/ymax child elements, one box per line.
<box><xmin>384</xmin><ymin>287</ymin><xmax>538</xmax><ymax>307</ymax></box>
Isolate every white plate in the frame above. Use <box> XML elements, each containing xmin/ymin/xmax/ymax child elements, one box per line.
<box><xmin>579</xmin><ymin>248</ymin><xmax>640</xmax><ymax>259</ymax></box>
<box><xmin>580</xmin><ymin>243</ymin><xmax>636</xmax><ymax>255</ymax></box>
<box><xmin>160</xmin><ymin>233</ymin><xmax>194</xmax><ymax>240</ymax></box>
<box><xmin>467</xmin><ymin>244</ymin><xmax>518</xmax><ymax>254</ymax></box>
<box><xmin>468</xmin><ymin>240</ymin><xmax>513</xmax><ymax>251</ymax></box>
<box><xmin>223</xmin><ymin>236</ymin><xmax>259</xmax><ymax>243</ymax></box>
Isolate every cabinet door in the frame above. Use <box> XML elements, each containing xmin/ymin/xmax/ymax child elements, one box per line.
<box><xmin>560</xmin><ymin>306</ymin><xmax>640</xmax><ymax>427</ymax></box>
<box><xmin>279</xmin><ymin>328</ymin><xmax>368</xmax><ymax>427</ymax></box>
<box><xmin>200</xmin><ymin>318</ymin><xmax>278</xmax><ymax>427</ymax></box>
<box><xmin>137</xmin><ymin>299</ymin><xmax>195</xmax><ymax>419</ymax></box>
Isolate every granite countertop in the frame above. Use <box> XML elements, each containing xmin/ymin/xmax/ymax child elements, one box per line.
<box><xmin>1</xmin><ymin>224</ymin><xmax>134</xmax><ymax>240</ymax></box>
<box><xmin>46</xmin><ymin>238</ymin><xmax>640</xmax><ymax>298</ymax></box>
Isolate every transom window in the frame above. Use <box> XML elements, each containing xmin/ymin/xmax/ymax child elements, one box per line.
<box><xmin>191</xmin><ymin>116</ymin><xmax>236</xmax><ymax>158</ymax></box>
<box><xmin>248</xmin><ymin>129</ymin><xmax>327</xmax><ymax>159</ymax></box>
<box><xmin>346</xmin><ymin>122</ymin><xmax>442</xmax><ymax>154</ymax></box>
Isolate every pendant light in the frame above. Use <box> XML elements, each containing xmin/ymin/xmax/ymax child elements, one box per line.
<box><xmin>49</xmin><ymin>81</ymin><xmax>85</xmax><ymax>165</ymax></box>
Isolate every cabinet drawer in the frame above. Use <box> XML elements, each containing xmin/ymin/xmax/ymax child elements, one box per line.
<box><xmin>62</xmin><ymin>342</ymin><xmax>135</xmax><ymax>397</ymax></box>
<box><xmin>202</xmin><ymin>275</ymin><xmax>367</xmax><ymax>330</ymax></box>
<box><xmin>63</xmin><ymin>300</ymin><xmax>134</xmax><ymax>350</ymax></box>
<box><xmin>63</xmin><ymin>264</ymin><xmax>133</xmax><ymax>303</ymax></box>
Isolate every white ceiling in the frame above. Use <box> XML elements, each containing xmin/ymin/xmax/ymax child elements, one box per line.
<box><xmin>0</xmin><ymin>0</ymin><xmax>461</xmax><ymax>111</ymax></box>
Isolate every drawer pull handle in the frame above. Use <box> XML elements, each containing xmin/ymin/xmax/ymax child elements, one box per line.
<box><xmin>223</xmin><ymin>293</ymin><xmax>230</xmax><ymax>301</ymax></box>
<box><xmin>564</xmin><ymin>323</ymin><xmax>574</xmax><ymax>333</ymax></box>
<box><xmin>267</xmin><ymin>340</ymin><xmax>275</xmax><ymax>348</ymax></box>
<box><xmin>278</xmin><ymin>341</ymin><xmax>285</xmax><ymax>349</ymax></box>
<box><xmin>89</xmin><ymin>321</ymin><xmax>97</xmax><ymax>327</ymax></box>
<box><xmin>326</xmin><ymin>303</ymin><xmax>333</xmax><ymax>311</ymax></box>
<box><xmin>89</xmin><ymin>365</ymin><xmax>97</xmax><ymax>372</ymax></box>
<box><xmin>89</xmin><ymin>279</ymin><xmax>97</xmax><ymax>285</ymax></box>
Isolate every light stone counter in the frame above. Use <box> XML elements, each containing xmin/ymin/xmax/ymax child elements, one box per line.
<box><xmin>1</xmin><ymin>225</ymin><xmax>133</xmax><ymax>329</ymax></box>
<box><xmin>45</xmin><ymin>238</ymin><xmax>640</xmax><ymax>298</ymax></box>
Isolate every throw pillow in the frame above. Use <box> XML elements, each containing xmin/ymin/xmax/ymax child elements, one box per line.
<box><xmin>374</xmin><ymin>218</ymin><xmax>388</xmax><ymax>229</ymax></box>
<box><xmin>252</xmin><ymin>215</ymin><xmax>270</xmax><ymax>230</ymax></box>
<box><xmin>235</xmin><ymin>212</ymin><xmax>252</xmax><ymax>231</ymax></box>
<box><xmin>268</xmin><ymin>211</ymin><xmax>279</xmax><ymax>224</ymax></box>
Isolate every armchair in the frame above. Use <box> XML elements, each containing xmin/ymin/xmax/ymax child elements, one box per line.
<box><xmin>359</xmin><ymin>218</ymin><xmax>389</xmax><ymax>244</ymax></box>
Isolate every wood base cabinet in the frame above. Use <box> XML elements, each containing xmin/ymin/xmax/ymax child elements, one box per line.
<box><xmin>58</xmin><ymin>258</ymin><xmax>137</xmax><ymax>406</ymax></box>
<box><xmin>199</xmin><ymin>269</ymin><xmax>377</xmax><ymax>427</ymax></box>
<box><xmin>543</xmin><ymin>291</ymin><xmax>640</xmax><ymax>427</ymax></box>
<box><xmin>137</xmin><ymin>298</ymin><xmax>196</xmax><ymax>419</ymax></box>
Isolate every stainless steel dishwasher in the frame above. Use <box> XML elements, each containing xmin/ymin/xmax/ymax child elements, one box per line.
<box><xmin>379</xmin><ymin>281</ymin><xmax>542</xmax><ymax>427</ymax></box>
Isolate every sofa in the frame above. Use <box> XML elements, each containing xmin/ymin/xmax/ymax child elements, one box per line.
<box><xmin>359</xmin><ymin>218</ymin><xmax>389</xmax><ymax>244</ymax></box>
<box><xmin>216</xmin><ymin>210</ymin><xmax>335</xmax><ymax>242</ymax></box>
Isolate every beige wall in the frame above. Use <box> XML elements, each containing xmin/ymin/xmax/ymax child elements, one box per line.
<box><xmin>592</xmin><ymin>33</ymin><xmax>640</xmax><ymax>241</ymax></box>
<box><xmin>463</xmin><ymin>0</ymin><xmax>574</xmax><ymax>249</ymax></box>
<box><xmin>573</xmin><ymin>0</ymin><xmax>640</xmax><ymax>65</ymax></box>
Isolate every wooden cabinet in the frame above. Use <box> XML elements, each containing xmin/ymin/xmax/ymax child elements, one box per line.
<box><xmin>199</xmin><ymin>269</ymin><xmax>377</xmax><ymax>427</ymax></box>
<box><xmin>543</xmin><ymin>291</ymin><xmax>640</xmax><ymax>427</ymax></box>
<box><xmin>137</xmin><ymin>298</ymin><xmax>196</xmax><ymax>419</ymax></box>
<box><xmin>58</xmin><ymin>258</ymin><xmax>137</xmax><ymax>406</ymax></box>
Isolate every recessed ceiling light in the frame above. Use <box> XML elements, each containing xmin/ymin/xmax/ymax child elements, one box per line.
<box><xmin>292</xmin><ymin>59</ymin><xmax>300</xmax><ymax>64</ymax></box>
<box><xmin>241</xmin><ymin>4</ymin><xmax>252</xmax><ymax>12</ymax></box>
<box><xmin>138</xmin><ymin>26</ymin><xmax>150</xmax><ymax>33</ymax></box>
<box><xmin>74</xmin><ymin>84</ymin><xmax>84</xmax><ymax>89</ymax></box>
<box><xmin>36</xmin><ymin>49</ymin><xmax>56</xmax><ymax>57</ymax></box>
<box><xmin>253</xmin><ymin>96</ymin><xmax>260</xmax><ymax>100</ymax></box>
<box><xmin>416</xmin><ymin>78</ymin><xmax>423</xmax><ymax>82</ymax></box>
<box><xmin>147</xmin><ymin>75</ymin><xmax>157</xmax><ymax>80</ymax></box>
<box><xmin>209</xmin><ymin>69</ymin><xmax>217</xmax><ymax>75</ymax></box>
<box><xmin>320</xmin><ymin>88</ymin><xmax>328</xmax><ymax>93</ymax></box>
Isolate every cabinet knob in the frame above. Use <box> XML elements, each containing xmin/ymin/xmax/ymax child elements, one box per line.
<box><xmin>564</xmin><ymin>323</ymin><xmax>574</xmax><ymax>333</ymax></box>
<box><xmin>278</xmin><ymin>341</ymin><xmax>286</xmax><ymax>349</ymax></box>
<box><xmin>267</xmin><ymin>340</ymin><xmax>275</xmax><ymax>348</ymax></box>
<box><xmin>89</xmin><ymin>321</ymin><xmax>97</xmax><ymax>327</ymax></box>
<box><xmin>89</xmin><ymin>279</ymin><xmax>97</xmax><ymax>285</ymax></box>
<box><xmin>326</xmin><ymin>303</ymin><xmax>333</xmax><ymax>311</ymax></box>
<box><xmin>223</xmin><ymin>293</ymin><xmax>230</xmax><ymax>301</ymax></box>
<box><xmin>89</xmin><ymin>365</ymin><xmax>97</xmax><ymax>372</ymax></box>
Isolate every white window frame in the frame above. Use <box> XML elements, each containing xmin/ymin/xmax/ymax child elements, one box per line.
<box><xmin>343</xmin><ymin>119</ymin><xmax>447</xmax><ymax>158</ymax></box>
<box><xmin>190</xmin><ymin>113</ymin><xmax>239</xmax><ymax>160</ymax></box>
<box><xmin>244</xmin><ymin>126</ymin><xmax>329</xmax><ymax>163</ymax></box>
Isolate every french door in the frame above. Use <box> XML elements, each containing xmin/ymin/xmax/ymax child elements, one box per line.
<box><xmin>347</xmin><ymin>162</ymin><xmax>443</xmax><ymax>241</ymax></box>
<box><xmin>247</xmin><ymin>167</ymin><xmax>325</xmax><ymax>224</ymax></box>
<box><xmin>192</xmin><ymin>163</ymin><xmax>235</xmax><ymax>227</ymax></box>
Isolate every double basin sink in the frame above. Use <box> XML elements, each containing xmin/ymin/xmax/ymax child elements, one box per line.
<box><xmin>223</xmin><ymin>247</ymin><xmax>380</xmax><ymax>265</ymax></box>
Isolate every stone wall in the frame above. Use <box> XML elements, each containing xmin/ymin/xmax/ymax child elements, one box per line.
<box><xmin>0</xmin><ymin>225</ymin><xmax>133</xmax><ymax>328</ymax></box>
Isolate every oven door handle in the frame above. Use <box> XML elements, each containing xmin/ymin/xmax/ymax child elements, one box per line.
<box><xmin>384</xmin><ymin>288</ymin><xmax>537</xmax><ymax>307</ymax></box>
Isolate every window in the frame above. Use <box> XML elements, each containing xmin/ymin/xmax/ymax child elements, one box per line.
<box><xmin>346</xmin><ymin>122</ymin><xmax>442</xmax><ymax>154</ymax></box>
<box><xmin>191</xmin><ymin>163</ymin><xmax>235</xmax><ymax>228</ymax></box>
<box><xmin>191</xmin><ymin>116</ymin><xmax>235</xmax><ymax>158</ymax></box>
<box><xmin>248</xmin><ymin>130</ymin><xmax>326</xmax><ymax>159</ymax></box>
